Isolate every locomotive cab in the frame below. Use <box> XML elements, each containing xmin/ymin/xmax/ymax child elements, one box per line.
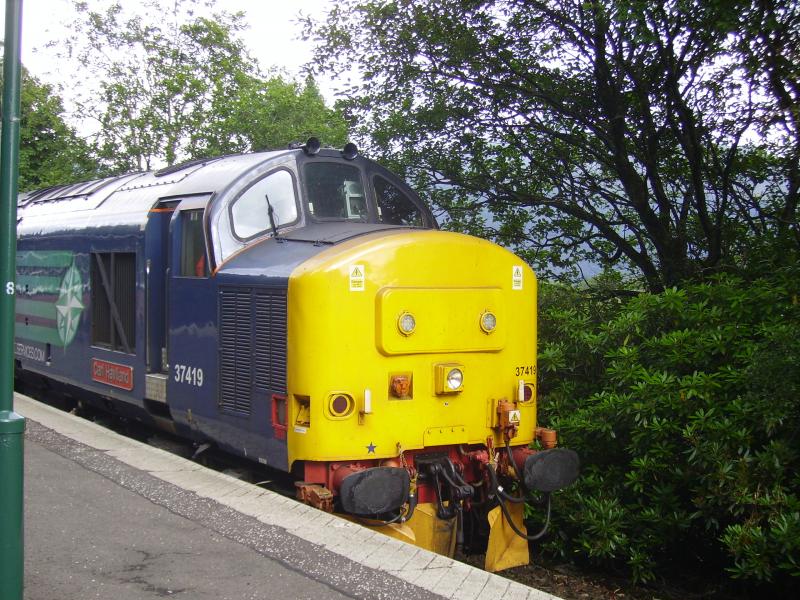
<box><xmin>204</xmin><ymin>145</ymin><xmax>436</xmax><ymax>271</ymax></box>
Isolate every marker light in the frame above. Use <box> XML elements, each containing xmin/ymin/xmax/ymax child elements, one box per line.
<box><xmin>446</xmin><ymin>368</ymin><xmax>463</xmax><ymax>391</ymax></box>
<box><xmin>329</xmin><ymin>393</ymin><xmax>355</xmax><ymax>418</ymax></box>
<box><xmin>521</xmin><ymin>382</ymin><xmax>535</xmax><ymax>403</ymax></box>
<box><xmin>517</xmin><ymin>380</ymin><xmax>535</xmax><ymax>403</ymax></box>
<box><xmin>398</xmin><ymin>312</ymin><xmax>416</xmax><ymax>335</ymax></box>
<box><xmin>480</xmin><ymin>311</ymin><xmax>497</xmax><ymax>334</ymax></box>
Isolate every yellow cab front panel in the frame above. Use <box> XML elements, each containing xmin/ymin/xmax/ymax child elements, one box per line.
<box><xmin>285</xmin><ymin>229</ymin><xmax>537</xmax><ymax>467</ymax></box>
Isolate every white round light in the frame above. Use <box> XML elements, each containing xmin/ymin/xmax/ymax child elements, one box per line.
<box><xmin>480</xmin><ymin>311</ymin><xmax>497</xmax><ymax>333</ymax></box>
<box><xmin>398</xmin><ymin>312</ymin><xmax>416</xmax><ymax>335</ymax></box>
<box><xmin>446</xmin><ymin>368</ymin><xmax>463</xmax><ymax>390</ymax></box>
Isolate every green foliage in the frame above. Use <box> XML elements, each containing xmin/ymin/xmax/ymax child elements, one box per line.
<box><xmin>193</xmin><ymin>74</ymin><xmax>347</xmax><ymax>158</ymax></box>
<box><xmin>536</xmin><ymin>267</ymin><xmax>800</xmax><ymax>587</ymax></box>
<box><xmin>1</xmin><ymin>62</ymin><xmax>101</xmax><ymax>190</ymax></box>
<box><xmin>62</xmin><ymin>0</ymin><xmax>347</xmax><ymax>171</ymax></box>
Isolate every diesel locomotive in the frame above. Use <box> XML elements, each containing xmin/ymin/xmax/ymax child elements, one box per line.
<box><xmin>14</xmin><ymin>139</ymin><xmax>578</xmax><ymax>570</ymax></box>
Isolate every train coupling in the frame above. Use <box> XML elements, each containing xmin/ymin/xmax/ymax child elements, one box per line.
<box><xmin>415</xmin><ymin>454</ymin><xmax>474</xmax><ymax>520</ymax></box>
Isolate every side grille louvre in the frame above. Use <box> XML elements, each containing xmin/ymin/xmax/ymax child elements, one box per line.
<box><xmin>219</xmin><ymin>287</ymin><xmax>287</xmax><ymax>416</ymax></box>
<box><xmin>254</xmin><ymin>292</ymin><xmax>288</xmax><ymax>392</ymax></box>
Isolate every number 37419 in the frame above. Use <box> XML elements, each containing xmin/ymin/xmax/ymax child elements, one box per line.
<box><xmin>515</xmin><ymin>364</ymin><xmax>535</xmax><ymax>377</ymax></box>
<box><xmin>174</xmin><ymin>363</ymin><xmax>204</xmax><ymax>387</ymax></box>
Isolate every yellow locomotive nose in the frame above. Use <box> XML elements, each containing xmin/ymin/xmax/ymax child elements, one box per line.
<box><xmin>284</xmin><ymin>229</ymin><xmax>538</xmax><ymax>469</ymax></box>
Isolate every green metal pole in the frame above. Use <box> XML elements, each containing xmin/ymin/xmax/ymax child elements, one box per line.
<box><xmin>0</xmin><ymin>0</ymin><xmax>26</xmax><ymax>599</ymax></box>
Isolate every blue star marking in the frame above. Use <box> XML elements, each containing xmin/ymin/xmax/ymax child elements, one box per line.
<box><xmin>366</xmin><ymin>442</ymin><xmax>376</xmax><ymax>454</ymax></box>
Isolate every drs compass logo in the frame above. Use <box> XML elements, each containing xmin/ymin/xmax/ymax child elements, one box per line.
<box><xmin>56</xmin><ymin>259</ymin><xmax>84</xmax><ymax>345</ymax></box>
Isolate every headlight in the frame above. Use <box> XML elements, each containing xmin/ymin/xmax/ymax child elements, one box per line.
<box><xmin>397</xmin><ymin>312</ymin><xmax>416</xmax><ymax>335</ymax></box>
<box><xmin>480</xmin><ymin>311</ymin><xmax>497</xmax><ymax>333</ymax></box>
<box><xmin>435</xmin><ymin>363</ymin><xmax>464</xmax><ymax>394</ymax></box>
<box><xmin>446</xmin><ymin>368</ymin><xmax>463</xmax><ymax>390</ymax></box>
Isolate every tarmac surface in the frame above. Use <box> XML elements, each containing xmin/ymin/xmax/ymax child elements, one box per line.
<box><xmin>17</xmin><ymin>392</ymin><xmax>561</xmax><ymax>600</ymax></box>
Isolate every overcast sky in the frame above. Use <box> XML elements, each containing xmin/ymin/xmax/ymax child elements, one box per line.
<box><xmin>2</xmin><ymin>0</ymin><xmax>339</xmax><ymax>100</ymax></box>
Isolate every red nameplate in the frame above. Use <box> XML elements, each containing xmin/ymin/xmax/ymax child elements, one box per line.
<box><xmin>91</xmin><ymin>358</ymin><xmax>134</xmax><ymax>391</ymax></box>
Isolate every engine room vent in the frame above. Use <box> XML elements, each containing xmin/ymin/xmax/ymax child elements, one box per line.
<box><xmin>219</xmin><ymin>287</ymin><xmax>287</xmax><ymax>416</ymax></box>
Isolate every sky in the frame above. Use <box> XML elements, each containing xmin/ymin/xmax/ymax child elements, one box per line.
<box><xmin>1</xmin><ymin>0</ymin><xmax>339</xmax><ymax>102</ymax></box>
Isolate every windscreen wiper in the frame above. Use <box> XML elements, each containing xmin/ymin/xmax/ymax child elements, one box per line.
<box><xmin>265</xmin><ymin>194</ymin><xmax>280</xmax><ymax>240</ymax></box>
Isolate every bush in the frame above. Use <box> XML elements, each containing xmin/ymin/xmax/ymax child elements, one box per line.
<box><xmin>535</xmin><ymin>267</ymin><xmax>800</xmax><ymax>588</ymax></box>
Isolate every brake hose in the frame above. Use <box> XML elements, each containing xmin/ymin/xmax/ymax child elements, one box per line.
<box><xmin>505</xmin><ymin>439</ymin><xmax>523</xmax><ymax>481</ymax></box>
<box><xmin>486</xmin><ymin>458</ymin><xmax>526</xmax><ymax>504</ymax></box>
<box><xmin>487</xmin><ymin>462</ymin><xmax>552</xmax><ymax>541</ymax></box>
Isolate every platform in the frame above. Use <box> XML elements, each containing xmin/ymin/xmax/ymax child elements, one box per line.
<box><xmin>17</xmin><ymin>392</ymin><xmax>561</xmax><ymax>599</ymax></box>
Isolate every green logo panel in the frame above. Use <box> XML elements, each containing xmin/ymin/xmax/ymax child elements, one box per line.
<box><xmin>15</xmin><ymin>250</ymin><xmax>85</xmax><ymax>347</ymax></box>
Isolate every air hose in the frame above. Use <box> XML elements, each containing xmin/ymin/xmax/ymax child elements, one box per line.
<box><xmin>487</xmin><ymin>462</ymin><xmax>552</xmax><ymax>541</ymax></box>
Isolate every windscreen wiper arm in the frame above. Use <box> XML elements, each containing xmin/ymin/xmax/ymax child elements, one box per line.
<box><xmin>265</xmin><ymin>194</ymin><xmax>280</xmax><ymax>239</ymax></box>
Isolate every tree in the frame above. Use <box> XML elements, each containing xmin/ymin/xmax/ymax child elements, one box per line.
<box><xmin>733</xmin><ymin>0</ymin><xmax>800</xmax><ymax>252</ymax></box>
<box><xmin>305</xmin><ymin>0</ymin><xmax>799</xmax><ymax>291</ymax></box>
<box><xmin>192</xmin><ymin>74</ymin><xmax>348</xmax><ymax>158</ymax></box>
<box><xmin>63</xmin><ymin>0</ymin><xmax>347</xmax><ymax>172</ymax></box>
<box><xmin>1</xmin><ymin>58</ymin><xmax>100</xmax><ymax>191</ymax></box>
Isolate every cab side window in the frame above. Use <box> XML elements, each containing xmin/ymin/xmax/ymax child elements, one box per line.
<box><xmin>230</xmin><ymin>170</ymin><xmax>297</xmax><ymax>240</ymax></box>
<box><xmin>374</xmin><ymin>176</ymin><xmax>423</xmax><ymax>226</ymax></box>
<box><xmin>180</xmin><ymin>210</ymin><xmax>208</xmax><ymax>277</ymax></box>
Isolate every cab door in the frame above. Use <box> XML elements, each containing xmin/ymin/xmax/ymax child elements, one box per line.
<box><xmin>166</xmin><ymin>196</ymin><xmax>216</xmax><ymax>434</ymax></box>
<box><xmin>145</xmin><ymin>200</ymin><xmax>179</xmax><ymax>374</ymax></box>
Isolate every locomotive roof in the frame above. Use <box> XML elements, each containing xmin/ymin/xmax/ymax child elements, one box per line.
<box><xmin>17</xmin><ymin>150</ymin><xmax>290</xmax><ymax>236</ymax></box>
